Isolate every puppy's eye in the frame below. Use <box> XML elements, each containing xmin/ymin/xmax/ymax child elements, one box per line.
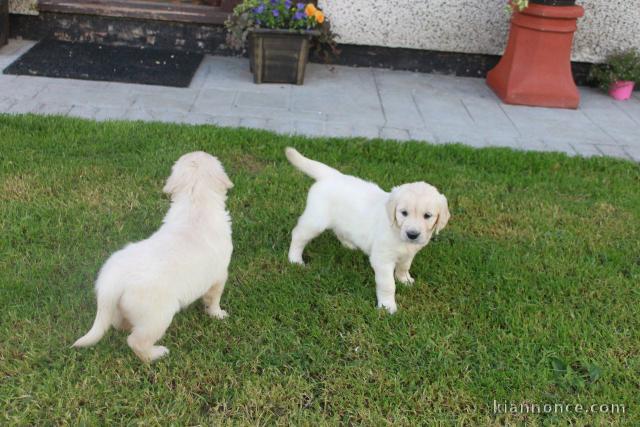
<box><xmin>400</xmin><ymin>210</ymin><xmax>408</xmax><ymax>217</ymax></box>
<box><xmin>424</xmin><ymin>213</ymin><xmax>432</xmax><ymax>219</ymax></box>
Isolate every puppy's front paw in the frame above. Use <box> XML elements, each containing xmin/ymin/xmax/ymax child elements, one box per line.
<box><xmin>149</xmin><ymin>346</ymin><xmax>170</xmax><ymax>362</ymax></box>
<box><xmin>395</xmin><ymin>272</ymin><xmax>415</xmax><ymax>286</ymax></box>
<box><xmin>207</xmin><ymin>308</ymin><xmax>229</xmax><ymax>319</ymax></box>
<box><xmin>288</xmin><ymin>255</ymin><xmax>305</xmax><ymax>266</ymax></box>
<box><xmin>377</xmin><ymin>301</ymin><xmax>398</xmax><ymax>315</ymax></box>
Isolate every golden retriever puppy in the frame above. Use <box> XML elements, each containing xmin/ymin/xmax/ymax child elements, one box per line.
<box><xmin>73</xmin><ymin>152</ymin><xmax>233</xmax><ymax>362</ymax></box>
<box><xmin>286</xmin><ymin>148</ymin><xmax>450</xmax><ymax>314</ymax></box>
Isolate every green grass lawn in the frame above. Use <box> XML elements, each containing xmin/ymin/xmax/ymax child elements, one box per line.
<box><xmin>1</xmin><ymin>114</ymin><xmax>639</xmax><ymax>425</ymax></box>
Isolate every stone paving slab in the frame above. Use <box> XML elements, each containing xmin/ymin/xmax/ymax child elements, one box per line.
<box><xmin>1</xmin><ymin>39</ymin><xmax>639</xmax><ymax>161</ymax></box>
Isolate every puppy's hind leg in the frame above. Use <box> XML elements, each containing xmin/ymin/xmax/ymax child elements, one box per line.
<box><xmin>288</xmin><ymin>211</ymin><xmax>328</xmax><ymax>265</ymax></box>
<box><xmin>126</xmin><ymin>311</ymin><xmax>175</xmax><ymax>363</ymax></box>
<box><xmin>203</xmin><ymin>281</ymin><xmax>228</xmax><ymax>319</ymax></box>
<box><xmin>112</xmin><ymin>309</ymin><xmax>132</xmax><ymax>331</ymax></box>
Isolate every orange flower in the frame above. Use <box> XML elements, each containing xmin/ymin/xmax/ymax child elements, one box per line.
<box><xmin>314</xmin><ymin>10</ymin><xmax>325</xmax><ymax>24</ymax></box>
<box><xmin>304</xmin><ymin>3</ymin><xmax>317</xmax><ymax>17</ymax></box>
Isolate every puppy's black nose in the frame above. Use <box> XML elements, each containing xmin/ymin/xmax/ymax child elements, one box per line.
<box><xmin>406</xmin><ymin>231</ymin><xmax>420</xmax><ymax>240</ymax></box>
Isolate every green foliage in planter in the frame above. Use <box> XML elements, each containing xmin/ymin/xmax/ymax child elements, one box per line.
<box><xmin>589</xmin><ymin>49</ymin><xmax>640</xmax><ymax>90</ymax></box>
<box><xmin>225</xmin><ymin>0</ymin><xmax>339</xmax><ymax>61</ymax></box>
<box><xmin>505</xmin><ymin>0</ymin><xmax>529</xmax><ymax>13</ymax></box>
<box><xmin>225</xmin><ymin>0</ymin><xmax>257</xmax><ymax>51</ymax></box>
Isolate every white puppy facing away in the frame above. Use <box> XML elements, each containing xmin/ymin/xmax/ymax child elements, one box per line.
<box><xmin>286</xmin><ymin>148</ymin><xmax>450</xmax><ymax>314</ymax></box>
<box><xmin>73</xmin><ymin>151</ymin><xmax>234</xmax><ymax>362</ymax></box>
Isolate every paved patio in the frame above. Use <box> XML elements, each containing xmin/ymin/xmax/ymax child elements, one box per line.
<box><xmin>1</xmin><ymin>39</ymin><xmax>639</xmax><ymax>161</ymax></box>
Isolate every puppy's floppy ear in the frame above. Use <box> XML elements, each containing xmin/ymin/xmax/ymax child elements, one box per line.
<box><xmin>212</xmin><ymin>164</ymin><xmax>233</xmax><ymax>191</ymax></box>
<box><xmin>386</xmin><ymin>186</ymin><xmax>399</xmax><ymax>227</ymax></box>
<box><xmin>434</xmin><ymin>193</ymin><xmax>450</xmax><ymax>235</ymax></box>
<box><xmin>163</xmin><ymin>159</ymin><xmax>197</xmax><ymax>197</ymax></box>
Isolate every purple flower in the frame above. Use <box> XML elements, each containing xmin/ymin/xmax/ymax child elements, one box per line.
<box><xmin>253</xmin><ymin>4</ymin><xmax>265</xmax><ymax>13</ymax></box>
<box><xmin>297</xmin><ymin>2</ymin><xmax>305</xmax><ymax>9</ymax></box>
<box><xmin>272</xmin><ymin>9</ymin><xmax>280</xmax><ymax>17</ymax></box>
<box><xmin>270</xmin><ymin>0</ymin><xmax>278</xmax><ymax>4</ymax></box>
<box><xmin>294</xmin><ymin>11</ymin><xmax>305</xmax><ymax>20</ymax></box>
<box><xmin>284</xmin><ymin>0</ymin><xmax>292</xmax><ymax>8</ymax></box>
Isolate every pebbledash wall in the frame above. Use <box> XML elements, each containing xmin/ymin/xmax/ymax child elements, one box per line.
<box><xmin>9</xmin><ymin>0</ymin><xmax>640</xmax><ymax>63</ymax></box>
<box><xmin>318</xmin><ymin>0</ymin><xmax>639</xmax><ymax>63</ymax></box>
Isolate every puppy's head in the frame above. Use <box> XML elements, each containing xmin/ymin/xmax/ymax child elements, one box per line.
<box><xmin>386</xmin><ymin>182</ymin><xmax>450</xmax><ymax>245</ymax></box>
<box><xmin>163</xmin><ymin>151</ymin><xmax>233</xmax><ymax>199</ymax></box>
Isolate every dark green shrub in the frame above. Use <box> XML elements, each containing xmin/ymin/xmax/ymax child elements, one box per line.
<box><xmin>589</xmin><ymin>49</ymin><xmax>640</xmax><ymax>90</ymax></box>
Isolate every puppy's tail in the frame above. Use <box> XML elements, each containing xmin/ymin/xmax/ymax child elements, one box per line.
<box><xmin>285</xmin><ymin>147</ymin><xmax>342</xmax><ymax>181</ymax></box>
<box><xmin>72</xmin><ymin>281</ymin><xmax>121</xmax><ymax>348</ymax></box>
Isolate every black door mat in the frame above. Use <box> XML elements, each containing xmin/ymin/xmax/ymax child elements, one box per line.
<box><xmin>3</xmin><ymin>39</ymin><xmax>204</xmax><ymax>87</ymax></box>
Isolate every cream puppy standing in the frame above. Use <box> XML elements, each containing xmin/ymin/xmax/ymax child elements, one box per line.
<box><xmin>73</xmin><ymin>152</ymin><xmax>234</xmax><ymax>362</ymax></box>
<box><xmin>286</xmin><ymin>148</ymin><xmax>450</xmax><ymax>314</ymax></box>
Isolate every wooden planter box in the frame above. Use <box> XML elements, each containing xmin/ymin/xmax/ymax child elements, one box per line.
<box><xmin>0</xmin><ymin>0</ymin><xmax>8</xmax><ymax>47</ymax></box>
<box><xmin>249</xmin><ymin>28</ymin><xmax>319</xmax><ymax>85</ymax></box>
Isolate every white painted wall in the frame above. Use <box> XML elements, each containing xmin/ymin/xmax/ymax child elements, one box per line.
<box><xmin>318</xmin><ymin>0</ymin><xmax>640</xmax><ymax>63</ymax></box>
